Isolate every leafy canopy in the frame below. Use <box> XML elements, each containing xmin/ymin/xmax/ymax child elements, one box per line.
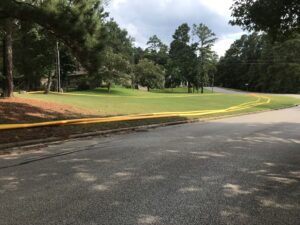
<box><xmin>230</xmin><ymin>0</ymin><xmax>300</xmax><ymax>39</ymax></box>
<box><xmin>135</xmin><ymin>59</ymin><xmax>165</xmax><ymax>90</ymax></box>
<box><xmin>0</xmin><ymin>0</ymin><xmax>106</xmax><ymax>73</ymax></box>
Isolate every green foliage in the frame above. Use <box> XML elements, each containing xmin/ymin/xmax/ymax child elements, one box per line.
<box><xmin>169</xmin><ymin>23</ymin><xmax>197</xmax><ymax>90</ymax></box>
<box><xmin>0</xmin><ymin>0</ymin><xmax>106</xmax><ymax>73</ymax></box>
<box><xmin>100</xmin><ymin>48</ymin><xmax>131</xmax><ymax>91</ymax></box>
<box><xmin>135</xmin><ymin>59</ymin><xmax>165</xmax><ymax>91</ymax></box>
<box><xmin>216</xmin><ymin>33</ymin><xmax>264</xmax><ymax>89</ymax></box>
<box><xmin>265</xmin><ymin>35</ymin><xmax>300</xmax><ymax>93</ymax></box>
<box><xmin>167</xmin><ymin>23</ymin><xmax>218</xmax><ymax>92</ymax></box>
<box><xmin>145</xmin><ymin>35</ymin><xmax>169</xmax><ymax>68</ymax></box>
<box><xmin>192</xmin><ymin>23</ymin><xmax>217</xmax><ymax>92</ymax></box>
<box><xmin>230</xmin><ymin>0</ymin><xmax>300</xmax><ymax>40</ymax></box>
<box><xmin>216</xmin><ymin>33</ymin><xmax>300</xmax><ymax>93</ymax></box>
<box><xmin>172</xmin><ymin>23</ymin><xmax>190</xmax><ymax>43</ymax></box>
<box><xmin>146</xmin><ymin>35</ymin><xmax>164</xmax><ymax>53</ymax></box>
<box><xmin>59</xmin><ymin>44</ymin><xmax>77</xmax><ymax>87</ymax></box>
<box><xmin>13</xmin><ymin>22</ymin><xmax>56</xmax><ymax>90</ymax></box>
<box><xmin>104</xmin><ymin>19</ymin><xmax>134</xmax><ymax>59</ymax></box>
<box><xmin>77</xmin><ymin>78</ymin><xmax>91</xmax><ymax>91</ymax></box>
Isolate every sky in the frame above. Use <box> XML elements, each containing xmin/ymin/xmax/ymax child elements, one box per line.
<box><xmin>106</xmin><ymin>0</ymin><xmax>245</xmax><ymax>56</ymax></box>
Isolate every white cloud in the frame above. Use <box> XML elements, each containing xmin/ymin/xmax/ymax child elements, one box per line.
<box><xmin>200</xmin><ymin>0</ymin><xmax>233</xmax><ymax>18</ymax></box>
<box><xmin>106</xmin><ymin>0</ymin><xmax>244</xmax><ymax>56</ymax></box>
<box><xmin>213</xmin><ymin>32</ymin><xmax>245</xmax><ymax>56</ymax></box>
<box><xmin>213</xmin><ymin>39</ymin><xmax>234</xmax><ymax>57</ymax></box>
<box><xmin>109</xmin><ymin>0</ymin><xmax>127</xmax><ymax>10</ymax></box>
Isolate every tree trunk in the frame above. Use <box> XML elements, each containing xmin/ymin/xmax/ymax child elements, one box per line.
<box><xmin>188</xmin><ymin>82</ymin><xmax>192</xmax><ymax>93</ymax></box>
<box><xmin>147</xmin><ymin>86</ymin><xmax>150</xmax><ymax>92</ymax></box>
<box><xmin>3</xmin><ymin>19</ymin><xmax>14</xmax><ymax>98</ymax></box>
<box><xmin>1</xmin><ymin>38</ymin><xmax>6</xmax><ymax>96</ymax></box>
<box><xmin>108</xmin><ymin>82</ymin><xmax>111</xmax><ymax>93</ymax></box>
<box><xmin>200</xmin><ymin>73</ymin><xmax>204</xmax><ymax>94</ymax></box>
<box><xmin>45</xmin><ymin>71</ymin><xmax>53</xmax><ymax>94</ymax></box>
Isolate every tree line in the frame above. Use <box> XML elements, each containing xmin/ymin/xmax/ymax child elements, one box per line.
<box><xmin>216</xmin><ymin>33</ymin><xmax>300</xmax><ymax>93</ymax></box>
<box><xmin>0</xmin><ymin>0</ymin><xmax>219</xmax><ymax>97</ymax></box>
<box><xmin>0</xmin><ymin>0</ymin><xmax>299</xmax><ymax>97</ymax></box>
<box><xmin>219</xmin><ymin>0</ymin><xmax>300</xmax><ymax>93</ymax></box>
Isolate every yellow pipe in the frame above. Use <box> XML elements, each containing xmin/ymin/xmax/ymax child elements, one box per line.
<box><xmin>0</xmin><ymin>94</ymin><xmax>271</xmax><ymax>131</ymax></box>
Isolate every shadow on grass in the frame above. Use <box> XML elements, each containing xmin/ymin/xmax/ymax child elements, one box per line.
<box><xmin>0</xmin><ymin>101</ymin><xmax>95</xmax><ymax>124</ymax></box>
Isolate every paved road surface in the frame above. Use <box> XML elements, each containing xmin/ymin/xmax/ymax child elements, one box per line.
<box><xmin>0</xmin><ymin>106</ymin><xmax>300</xmax><ymax>225</ymax></box>
<box><xmin>210</xmin><ymin>87</ymin><xmax>247</xmax><ymax>94</ymax></box>
<box><xmin>212</xmin><ymin>87</ymin><xmax>300</xmax><ymax>100</ymax></box>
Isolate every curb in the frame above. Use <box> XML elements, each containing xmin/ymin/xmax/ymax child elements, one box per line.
<box><xmin>0</xmin><ymin>120</ymin><xmax>189</xmax><ymax>155</ymax></box>
<box><xmin>0</xmin><ymin>104</ymin><xmax>298</xmax><ymax>155</ymax></box>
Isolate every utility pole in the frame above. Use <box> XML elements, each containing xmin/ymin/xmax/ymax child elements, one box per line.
<box><xmin>56</xmin><ymin>41</ymin><xmax>61</xmax><ymax>92</ymax></box>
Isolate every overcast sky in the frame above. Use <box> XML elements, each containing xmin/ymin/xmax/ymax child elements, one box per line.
<box><xmin>106</xmin><ymin>0</ymin><xmax>245</xmax><ymax>56</ymax></box>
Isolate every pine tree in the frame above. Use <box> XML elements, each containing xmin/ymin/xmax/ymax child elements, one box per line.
<box><xmin>0</xmin><ymin>0</ymin><xmax>106</xmax><ymax>97</ymax></box>
<box><xmin>192</xmin><ymin>23</ymin><xmax>217</xmax><ymax>93</ymax></box>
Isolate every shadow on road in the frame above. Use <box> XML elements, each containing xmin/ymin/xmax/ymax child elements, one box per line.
<box><xmin>0</xmin><ymin>121</ymin><xmax>299</xmax><ymax>225</ymax></box>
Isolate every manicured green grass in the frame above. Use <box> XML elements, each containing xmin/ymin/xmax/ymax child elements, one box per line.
<box><xmin>151</xmin><ymin>87</ymin><xmax>213</xmax><ymax>94</ymax></box>
<box><xmin>18</xmin><ymin>87</ymin><xmax>300</xmax><ymax>117</ymax></box>
<box><xmin>2</xmin><ymin>88</ymin><xmax>298</xmax><ymax>145</ymax></box>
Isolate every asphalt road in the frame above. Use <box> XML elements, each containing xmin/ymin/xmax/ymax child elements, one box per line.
<box><xmin>209</xmin><ymin>87</ymin><xmax>247</xmax><ymax>94</ymax></box>
<box><xmin>212</xmin><ymin>86</ymin><xmax>300</xmax><ymax>99</ymax></box>
<box><xmin>0</xmin><ymin>106</ymin><xmax>300</xmax><ymax>225</ymax></box>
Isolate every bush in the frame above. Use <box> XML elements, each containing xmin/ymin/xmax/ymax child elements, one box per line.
<box><xmin>77</xmin><ymin>78</ymin><xmax>91</xmax><ymax>90</ymax></box>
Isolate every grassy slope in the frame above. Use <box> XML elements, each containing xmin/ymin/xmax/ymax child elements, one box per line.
<box><xmin>19</xmin><ymin>88</ymin><xmax>251</xmax><ymax>116</ymax></box>
<box><xmin>18</xmin><ymin>87</ymin><xmax>300</xmax><ymax>117</ymax></box>
<box><xmin>1</xmin><ymin>88</ymin><xmax>299</xmax><ymax>145</ymax></box>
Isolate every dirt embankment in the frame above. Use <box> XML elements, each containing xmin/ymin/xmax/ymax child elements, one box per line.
<box><xmin>0</xmin><ymin>97</ymin><xmax>97</xmax><ymax>124</ymax></box>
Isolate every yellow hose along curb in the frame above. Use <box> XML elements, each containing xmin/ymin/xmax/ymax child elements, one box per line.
<box><xmin>0</xmin><ymin>94</ymin><xmax>271</xmax><ymax>131</ymax></box>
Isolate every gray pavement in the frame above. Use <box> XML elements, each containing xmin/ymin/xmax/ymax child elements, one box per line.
<box><xmin>0</xmin><ymin>106</ymin><xmax>300</xmax><ymax>225</ymax></box>
<box><xmin>210</xmin><ymin>87</ymin><xmax>247</xmax><ymax>94</ymax></box>
<box><xmin>212</xmin><ymin>87</ymin><xmax>300</xmax><ymax>100</ymax></box>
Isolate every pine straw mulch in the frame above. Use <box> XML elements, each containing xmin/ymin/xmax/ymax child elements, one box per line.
<box><xmin>0</xmin><ymin>97</ymin><xmax>98</xmax><ymax>124</ymax></box>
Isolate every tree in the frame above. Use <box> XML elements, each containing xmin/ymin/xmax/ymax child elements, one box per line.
<box><xmin>132</xmin><ymin>47</ymin><xmax>145</xmax><ymax>65</ymax></box>
<box><xmin>144</xmin><ymin>35</ymin><xmax>169</xmax><ymax>86</ymax></box>
<box><xmin>0</xmin><ymin>32</ymin><xmax>4</xmax><ymax>94</ymax></box>
<box><xmin>165</xmin><ymin>59</ymin><xmax>181</xmax><ymax>88</ymax></box>
<box><xmin>13</xmin><ymin>22</ymin><xmax>56</xmax><ymax>91</ymax></box>
<box><xmin>59</xmin><ymin>45</ymin><xmax>77</xmax><ymax>91</ymax></box>
<box><xmin>207</xmin><ymin>52</ymin><xmax>218</xmax><ymax>91</ymax></box>
<box><xmin>135</xmin><ymin>59</ymin><xmax>165</xmax><ymax>91</ymax></box>
<box><xmin>215</xmin><ymin>33</ymin><xmax>300</xmax><ymax>94</ymax></box>
<box><xmin>1</xmin><ymin>19</ymin><xmax>14</xmax><ymax>97</ymax></box>
<box><xmin>230</xmin><ymin>0</ymin><xmax>300</xmax><ymax>40</ymax></box>
<box><xmin>145</xmin><ymin>35</ymin><xmax>169</xmax><ymax>67</ymax></box>
<box><xmin>146</xmin><ymin>35</ymin><xmax>164</xmax><ymax>53</ymax></box>
<box><xmin>265</xmin><ymin>35</ymin><xmax>300</xmax><ymax>93</ymax></box>
<box><xmin>101</xmin><ymin>49</ymin><xmax>130</xmax><ymax>92</ymax></box>
<box><xmin>216</xmin><ymin>33</ymin><xmax>264</xmax><ymax>90</ymax></box>
<box><xmin>0</xmin><ymin>0</ymin><xmax>106</xmax><ymax>97</ymax></box>
<box><xmin>192</xmin><ymin>23</ymin><xmax>217</xmax><ymax>93</ymax></box>
<box><xmin>104</xmin><ymin>18</ymin><xmax>134</xmax><ymax>59</ymax></box>
<box><xmin>169</xmin><ymin>23</ymin><xmax>197</xmax><ymax>93</ymax></box>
